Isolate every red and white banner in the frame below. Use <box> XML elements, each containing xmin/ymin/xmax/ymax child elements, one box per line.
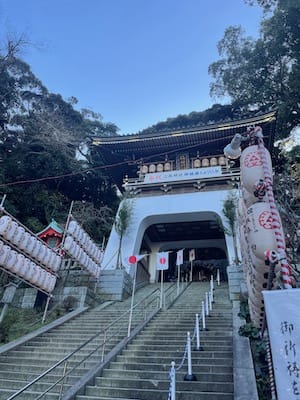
<box><xmin>189</xmin><ymin>249</ymin><xmax>195</xmax><ymax>262</ymax></box>
<box><xmin>128</xmin><ymin>254</ymin><xmax>146</xmax><ymax>264</ymax></box>
<box><xmin>176</xmin><ymin>249</ymin><xmax>184</xmax><ymax>266</ymax></box>
<box><xmin>156</xmin><ymin>252</ymin><xmax>169</xmax><ymax>270</ymax></box>
<box><xmin>126</xmin><ymin>254</ymin><xmax>146</xmax><ymax>265</ymax></box>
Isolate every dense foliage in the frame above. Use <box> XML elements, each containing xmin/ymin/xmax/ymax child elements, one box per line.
<box><xmin>209</xmin><ymin>0</ymin><xmax>300</xmax><ymax>138</ymax></box>
<box><xmin>138</xmin><ymin>103</ymin><xmax>265</xmax><ymax>135</ymax></box>
<box><xmin>0</xmin><ymin>39</ymin><xmax>119</xmax><ymax>240</ymax></box>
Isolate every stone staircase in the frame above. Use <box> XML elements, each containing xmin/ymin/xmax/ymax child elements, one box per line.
<box><xmin>75</xmin><ymin>282</ymin><xmax>234</xmax><ymax>400</ymax></box>
<box><xmin>0</xmin><ymin>283</ymin><xmax>163</xmax><ymax>400</ymax></box>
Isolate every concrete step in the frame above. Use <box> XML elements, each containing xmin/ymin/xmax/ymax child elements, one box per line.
<box><xmin>132</xmin><ymin>337</ymin><xmax>233</xmax><ymax>345</ymax></box>
<box><xmin>0</xmin><ymin>378</ymin><xmax>73</xmax><ymax>393</ymax></box>
<box><xmin>93</xmin><ymin>376</ymin><xmax>233</xmax><ymax>392</ymax></box>
<box><xmin>0</xmin><ymin>370</ymin><xmax>82</xmax><ymax>384</ymax></box>
<box><xmin>114</xmin><ymin>354</ymin><xmax>232</xmax><ymax>366</ymax></box>
<box><xmin>120</xmin><ymin>348</ymin><xmax>233</xmax><ymax>359</ymax></box>
<box><xmin>81</xmin><ymin>386</ymin><xmax>234</xmax><ymax>400</ymax></box>
<box><xmin>72</xmin><ymin>283</ymin><xmax>234</xmax><ymax>400</ymax></box>
<box><xmin>101</xmin><ymin>368</ymin><xmax>233</xmax><ymax>382</ymax></box>
<box><xmin>108</xmin><ymin>361</ymin><xmax>233</xmax><ymax>374</ymax></box>
<box><xmin>0</xmin><ymin>282</ymin><xmax>234</xmax><ymax>400</ymax></box>
<box><xmin>126</xmin><ymin>343</ymin><xmax>233</xmax><ymax>352</ymax></box>
<box><xmin>0</xmin><ymin>389</ymin><xmax>59</xmax><ymax>400</ymax></box>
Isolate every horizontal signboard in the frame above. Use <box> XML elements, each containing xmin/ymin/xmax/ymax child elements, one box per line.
<box><xmin>144</xmin><ymin>166</ymin><xmax>222</xmax><ymax>184</ymax></box>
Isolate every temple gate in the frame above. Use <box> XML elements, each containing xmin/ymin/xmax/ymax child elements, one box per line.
<box><xmin>92</xmin><ymin>111</ymin><xmax>276</xmax><ymax>283</ymax></box>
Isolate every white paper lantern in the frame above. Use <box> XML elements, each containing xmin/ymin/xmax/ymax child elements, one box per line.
<box><xmin>73</xmin><ymin>243</ymin><xmax>81</xmax><ymax>260</ymax></box>
<box><xmin>4</xmin><ymin>249</ymin><xmax>18</xmax><ymax>271</ymax></box>
<box><xmin>37</xmin><ymin>245</ymin><xmax>47</xmax><ymax>264</ymax></box>
<box><xmin>53</xmin><ymin>254</ymin><xmax>61</xmax><ymax>272</ymax></box>
<box><xmin>11</xmin><ymin>226</ymin><xmax>25</xmax><ymax>246</ymax></box>
<box><xmin>5</xmin><ymin>221</ymin><xmax>18</xmax><ymax>241</ymax></box>
<box><xmin>0</xmin><ymin>244</ymin><xmax>11</xmax><ymax>266</ymax></box>
<box><xmin>47</xmin><ymin>252</ymin><xmax>58</xmax><ymax>272</ymax></box>
<box><xmin>40</xmin><ymin>271</ymin><xmax>49</xmax><ymax>291</ymax></box>
<box><xmin>76</xmin><ymin>228</ymin><xmax>84</xmax><ymax>244</ymax></box>
<box><xmin>240</xmin><ymin>145</ymin><xmax>272</xmax><ymax>194</ymax></box>
<box><xmin>246</xmin><ymin>202</ymin><xmax>284</xmax><ymax>261</ymax></box>
<box><xmin>26</xmin><ymin>236</ymin><xmax>37</xmax><ymax>255</ymax></box>
<box><xmin>32</xmin><ymin>241</ymin><xmax>42</xmax><ymax>259</ymax></box>
<box><xmin>47</xmin><ymin>274</ymin><xmax>57</xmax><ymax>292</ymax></box>
<box><xmin>37</xmin><ymin>268</ymin><xmax>47</xmax><ymax>289</ymax></box>
<box><xmin>28</xmin><ymin>263</ymin><xmax>40</xmax><ymax>285</ymax></box>
<box><xmin>22</xmin><ymin>259</ymin><xmax>31</xmax><ymax>280</ymax></box>
<box><xmin>67</xmin><ymin>220</ymin><xmax>77</xmax><ymax>235</ymax></box>
<box><xmin>19</xmin><ymin>232</ymin><xmax>31</xmax><ymax>251</ymax></box>
<box><xmin>44</xmin><ymin>248</ymin><xmax>53</xmax><ymax>267</ymax></box>
<box><xmin>64</xmin><ymin>236</ymin><xmax>74</xmax><ymax>251</ymax></box>
<box><xmin>0</xmin><ymin>216</ymin><xmax>12</xmax><ymax>235</ymax></box>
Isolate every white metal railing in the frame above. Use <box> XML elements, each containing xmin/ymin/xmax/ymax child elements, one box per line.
<box><xmin>167</xmin><ymin>276</ymin><xmax>218</xmax><ymax>400</ymax></box>
<box><xmin>7</xmin><ymin>283</ymin><xmax>186</xmax><ymax>400</ymax></box>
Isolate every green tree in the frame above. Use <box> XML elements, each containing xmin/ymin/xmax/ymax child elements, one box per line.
<box><xmin>115</xmin><ymin>197</ymin><xmax>134</xmax><ymax>269</ymax></box>
<box><xmin>0</xmin><ymin>37</ymin><xmax>119</xmax><ymax>233</ymax></box>
<box><xmin>208</xmin><ymin>0</ymin><xmax>300</xmax><ymax>138</ymax></box>
<box><xmin>222</xmin><ymin>192</ymin><xmax>240</xmax><ymax>264</ymax></box>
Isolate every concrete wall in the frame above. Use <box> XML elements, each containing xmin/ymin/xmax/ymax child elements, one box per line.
<box><xmin>102</xmin><ymin>189</ymin><xmax>236</xmax><ymax>282</ymax></box>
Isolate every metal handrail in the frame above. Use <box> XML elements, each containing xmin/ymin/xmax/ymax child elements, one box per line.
<box><xmin>164</xmin><ymin>281</ymin><xmax>187</xmax><ymax>309</ymax></box>
<box><xmin>6</xmin><ymin>287</ymin><xmax>162</xmax><ymax>400</ymax></box>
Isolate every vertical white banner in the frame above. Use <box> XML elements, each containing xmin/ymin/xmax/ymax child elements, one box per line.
<box><xmin>176</xmin><ymin>249</ymin><xmax>183</xmax><ymax>266</ymax></box>
<box><xmin>156</xmin><ymin>252</ymin><xmax>169</xmax><ymax>270</ymax></box>
<box><xmin>263</xmin><ymin>289</ymin><xmax>300</xmax><ymax>400</ymax></box>
<box><xmin>189</xmin><ymin>249</ymin><xmax>195</xmax><ymax>262</ymax></box>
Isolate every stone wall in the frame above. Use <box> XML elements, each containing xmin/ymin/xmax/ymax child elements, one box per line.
<box><xmin>97</xmin><ymin>269</ymin><xmax>133</xmax><ymax>301</ymax></box>
<box><xmin>227</xmin><ymin>264</ymin><xmax>244</xmax><ymax>301</ymax></box>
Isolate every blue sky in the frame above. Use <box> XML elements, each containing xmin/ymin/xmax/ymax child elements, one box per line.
<box><xmin>0</xmin><ymin>0</ymin><xmax>263</xmax><ymax>134</ymax></box>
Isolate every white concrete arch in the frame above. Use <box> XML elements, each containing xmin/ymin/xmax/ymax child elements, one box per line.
<box><xmin>101</xmin><ymin>189</ymin><xmax>236</xmax><ymax>281</ymax></box>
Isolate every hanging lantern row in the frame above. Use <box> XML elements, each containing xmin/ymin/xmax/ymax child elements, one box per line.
<box><xmin>0</xmin><ymin>215</ymin><xmax>61</xmax><ymax>273</ymax></box>
<box><xmin>0</xmin><ymin>240</ymin><xmax>56</xmax><ymax>293</ymax></box>
<box><xmin>66</xmin><ymin>220</ymin><xmax>102</xmax><ymax>263</ymax></box>
<box><xmin>239</xmin><ymin>143</ymin><xmax>283</xmax><ymax>328</ymax></box>
<box><xmin>63</xmin><ymin>235</ymin><xmax>100</xmax><ymax>278</ymax></box>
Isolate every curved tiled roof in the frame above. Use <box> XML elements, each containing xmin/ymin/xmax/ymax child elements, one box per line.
<box><xmin>92</xmin><ymin>111</ymin><xmax>276</xmax><ymax>186</ymax></box>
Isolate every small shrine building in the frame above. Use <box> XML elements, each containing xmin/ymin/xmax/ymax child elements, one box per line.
<box><xmin>37</xmin><ymin>219</ymin><xmax>64</xmax><ymax>249</ymax></box>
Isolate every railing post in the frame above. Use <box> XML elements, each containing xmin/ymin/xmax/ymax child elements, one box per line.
<box><xmin>184</xmin><ymin>332</ymin><xmax>197</xmax><ymax>381</ymax></box>
<box><xmin>205</xmin><ymin>292</ymin><xmax>209</xmax><ymax>316</ymax></box>
<box><xmin>42</xmin><ymin>295</ymin><xmax>51</xmax><ymax>324</ymax></box>
<box><xmin>128</xmin><ymin>262</ymin><xmax>138</xmax><ymax>337</ymax></box>
<box><xmin>177</xmin><ymin>264</ymin><xmax>181</xmax><ymax>296</ymax></box>
<box><xmin>170</xmin><ymin>361</ymin><xmax>176</xmax><ymax>400</ymax></box>
<box><xmin>209</xmin><ymin>291</ymin><xmax>213</xmax><ymax>311</ymax></box>
<box><xmin>217</xmin><ymin>268</ymin><xmax>220</xmax><ymax>286</ymax></box>
<box><xmin>160</xmin><ymin>270</ymin><xmax>164</xmax><ymax>309</ymax></box>
<box><xmin>101</xmin><ymin>330</ymin><xmax>107</xmax><ymax>362</ymax></box>
<box><xmin>210</xmin><ymin>286</ymin><xmax>214</xmax><ymax>303</ymax></box>
<box><xmin>58</xmin><ymin>361</ymin><xmax>68</xmax><ymax>400</ymax></box>
<box><xmin>194</xmin><ymin>314</ymin><xmax>203</xmax><ymax>351</ymax></box>
<box><xmin>201</xmin><ymin>300</ymin><xmax>206</xmax><ymax>331</ymax></box>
